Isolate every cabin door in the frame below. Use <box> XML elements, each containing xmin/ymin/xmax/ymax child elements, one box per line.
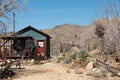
<box><xmin>37</xmin><ymin>40</ymin><xmax>46</xmax><ymax>57</ymax></box>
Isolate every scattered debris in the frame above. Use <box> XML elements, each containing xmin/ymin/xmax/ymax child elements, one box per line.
<box><xmin>94</xmin><ymin>59</ymin><xmax>120</xmax><ymax>77</ymax></box>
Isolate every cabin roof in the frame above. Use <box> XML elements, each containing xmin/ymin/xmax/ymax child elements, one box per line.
<box><xmin>15</xmin><ymin>26</ymin><xmax>51</xmax><ymax>38</ymax></box>
<box><xmin>1</xmin><ymin>36</ymin><xmax>33</xmax><ymax>40</ymax></box>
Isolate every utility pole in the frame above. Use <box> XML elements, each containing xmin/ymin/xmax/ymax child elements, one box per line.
<box><xmin>12</xmin><ymin>12</ymin><xmax>15</xmax><ymax>35</ymax></box>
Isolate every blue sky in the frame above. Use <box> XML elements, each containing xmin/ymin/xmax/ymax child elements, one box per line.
<box><xmin>14</xmin><ymin>0</ymin><xmax>114</xmax><ymax>31</ymax></box>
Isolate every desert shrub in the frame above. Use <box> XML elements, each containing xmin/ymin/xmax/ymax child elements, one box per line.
<box><xmin>87</xmin><ymin>71</ymin><xmax>107</xmax><ymax>78</ymax></box>
<box><xmin>76</xmin><ymin>51</ymin><xmax>89</xmax><ymax>61</ymax></box>
<box><xmin>87</xmin><ymin>68</ymin><xmax>108</xmax><ymax>78</ymax></box>
<box><xmin>53</xmin><ymin>53</ymin><xmax>66</xmax><ymax>63</ymax></box>
<box><xmin>63</xmin><ymin>51</ymin><xmax>76</xmax><ymax>63</ymax></box>
<box><xmin>34</xmin><ymin>59</ymin><xmax>39</xmax><ymax>64</ymax></box>
<box><xmin>53</xmin><ymin>56</ymin><xmax>62</xmax><ymax>63</ymax></box>
<box><xmin>54</xmin><ymin>49</ymin><xmax>91</xmax><ymax>68</ymax></box>
<box><xmin>64</xmin><ymin>57</ymin><xmax>72</xmax><ymax>63</ymax></box>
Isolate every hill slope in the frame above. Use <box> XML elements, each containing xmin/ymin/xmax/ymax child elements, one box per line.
<box><xmin>43</xmin><ymin>23</ymin><xmax>97</xmax><ymax>55</ymax></box>
<box><xmin>43</xmin><ymin>18</ymin><xmax>120</xmax><ymax>55</ymax></box>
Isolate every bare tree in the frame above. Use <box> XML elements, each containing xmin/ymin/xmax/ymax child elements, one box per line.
<box><xmin>95</xmin><ymin>0</ymin><xmax>120</xmax><ymax>55</ymax></box>
<box><xmin>0</xmin><ymin>0</ymin><xmax>26</xmax><ymax>35</ymax></box>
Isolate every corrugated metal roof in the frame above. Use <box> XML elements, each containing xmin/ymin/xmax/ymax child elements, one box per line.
<box><xmin>15</xmin><ymin>26</ymin><xmax>51</xmax><ymax>38</ymax></box>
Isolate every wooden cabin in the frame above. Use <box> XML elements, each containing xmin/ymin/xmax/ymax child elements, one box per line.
<box><xmin>0</xmin><ymin>26</ymin><xmax>51</xmax><ymax>59</ymax></box>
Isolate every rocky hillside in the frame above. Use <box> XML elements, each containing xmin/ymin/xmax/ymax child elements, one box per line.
<box><xmin>43</xmin><ymin>18</ymin><xmax>120</xmax><ymax>56</ymax></box>
<box><xmin>43</xmin><ymin>23</ymin><xmax>97</xmax><ymax>55</ymax></box>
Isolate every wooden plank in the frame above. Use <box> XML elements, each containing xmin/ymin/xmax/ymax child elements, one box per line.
<box><xmin>94</xmin><ymin>59</ymin><xmax>120</xmax><ymax>77</ymax></box>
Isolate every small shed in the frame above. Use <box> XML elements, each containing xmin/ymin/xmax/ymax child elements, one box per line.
<box><xmin>0</xmin><ymin>26</ymin><xmax>51</xmax><ymax>59</ymax></box>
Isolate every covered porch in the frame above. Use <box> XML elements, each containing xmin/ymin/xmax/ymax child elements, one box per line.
<box><xmin>0</xmin><ymin>36</ymin><xmax>37</xmax><ymax>59</ymax></box>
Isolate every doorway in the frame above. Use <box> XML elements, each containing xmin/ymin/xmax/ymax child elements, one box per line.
<box><xmin>37</xmin><ymin>40</ymin><xmax>46</xmax><ymax>57</ymax></box>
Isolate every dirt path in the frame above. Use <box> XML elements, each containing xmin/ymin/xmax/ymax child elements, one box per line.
<box><xmin>12</xmin><ymin>61</ymin><xmax>120</xmax><ymax>80</ymax></box>
<box><xmin>12</xmin><ymin>61</ymin><xmax>93</xmax><ymax>80</ymax></box>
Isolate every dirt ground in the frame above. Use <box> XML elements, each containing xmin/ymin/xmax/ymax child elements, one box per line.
<box><xmin>12</xmin><ymin>60</ymin><xmax>119</xmax><ymax>80</ymax></box>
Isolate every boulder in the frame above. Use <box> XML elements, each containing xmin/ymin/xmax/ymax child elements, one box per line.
<box><xmin>86</xmin><ymin>62</ymin><xmax>94</xmax><ymax>70</ymax></box>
